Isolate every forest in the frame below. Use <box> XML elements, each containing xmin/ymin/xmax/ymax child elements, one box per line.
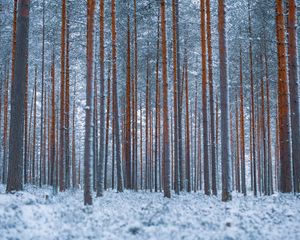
<box><xmin>0</xmin><ymin>0</ymin><xmax>300</xmax><ymax>239</ymax></box>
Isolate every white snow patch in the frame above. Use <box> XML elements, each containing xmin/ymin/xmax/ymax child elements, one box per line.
<box><xmin>0</xmin><ymin>185</ymin><xmax>299</xmax><ymax>240</ymax></box>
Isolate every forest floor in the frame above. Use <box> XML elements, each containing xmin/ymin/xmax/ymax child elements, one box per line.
<box><xmin>0</xmin><ymin>185</ymin><xmax>299</xmax><ymax>240</ymax></box>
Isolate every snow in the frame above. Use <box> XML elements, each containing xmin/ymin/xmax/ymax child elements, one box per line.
<box><xmin>0</xmin><ymin>185</ymin><xmax>300</xmax><ymax>240</ymax></box>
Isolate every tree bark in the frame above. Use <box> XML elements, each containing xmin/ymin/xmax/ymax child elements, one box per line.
<box><xmin>201</xmin><ymin>0</ymin><xmax>210</xmax><ymax>196</ymax></box>
<box><xmin>287</xmin><ymin>0</ymin><xmax>300</xmax><ymax>193</ymax></box>
<box><xmin>161</xmin><ymin>0</ymin><xmax>171</xmax><ymax>198</ymax></box>
<box><xmin>276</xmin><ymin>0</ymin><xmax>292</xmax><ymax>192</ymax></box>
<box><xmin>84</xmin><ymin>0</ymin><xmax>95</xmax><ymax>205</ymax></box>
<box><xmin>59</xmin><ymin>0</ymin><xmax>66</xmax><ymax>192</ymax></box>
<box><xmin>6</xmin><ymin>0</ymin><xmax>30</xmax><ymax>192</ymax></box>
<box><xmin>97</xmin><ymin>0</ymin><xmax>105</xmax><ymax>197</ymax></box>
<box><xmin>111</xmin><ymin>0</ymin><xmax>124</xmax><ymax>192</ymax></box>
<box><xmin>218</xmin><ymin>0</ymin><xmax>232</xmax><ymax>201</ymax></box>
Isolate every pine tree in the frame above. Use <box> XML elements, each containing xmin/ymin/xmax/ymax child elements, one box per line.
<box><xmin>97</xmin><ymin>0</ymin><xmax>105</xmax><ymax>197</ymax></box>
<box><xmin>6</xmin><ymin>0</ymin><xmax>30</xmax><ymax>192</ymax></box>
<box><xmin>276</xmin><ymin>0</ymin><xmax>292</xmax><ymax>193</ymax></box>
<box><xmin>59</xmin><ymin>0</ymin><xmax>66</xmax><ymax>192</ymax></box>
<box><xmin>172</xmin><ymin>0</ymin><xmax>179</xmax><ymax>195</ymax></box>
<box><xmin>239</xmin><ymin>47</ymin><xmax>246</xmax><ymax>196</ymax></box>
<box><xmin>218</xmin><ymin>0</ymin><xmax>232</xmax><ymax>202</ymax></box>
<box><xmin>111</xmin><ymin>0</ymin><xmax>124</xmax><ymax>192</ymax></box>
<box><xmin>84</xmin><ymin>0</ymin><xmax>96</xmax><ymax>205</ymax></box>
<box><xmin>287</xmin><ymin>0</ymin><xmax>300</xmax><ymax>193</ymax></box>
<box><xmin>125</xmin><ymin>6</ymin><xmax>131</xmax><ymax>189</ymax></box>
<box><xmin>160</xmin><ymin>0</ymin><xmax>171</xmax><ymax>198</ymax></box>
<box><xmin>201</xmin><ymin>0</ymin><xmax>210</xmax><ymax>196</ymax></box>
<box><xmin>206</xmin><ymin>0</ymin><xmax>217</xmax><ymax>196</ymax></box>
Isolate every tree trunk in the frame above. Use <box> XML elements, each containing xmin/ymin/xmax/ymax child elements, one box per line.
<box><xmin>235</xmin><ymin>94</ymin><xmax>240</xmax><ymax>192</ymax></box>
<box><xmin>239</xmin><ymin>47</ymin><xmax>246</xmax><ymax>195</ymax></box>
<box><xmin>248</xmin><ymin>3</ymin><xmax>257</xmax><ymax>196</ymax></box>
<box><xmin>265</xmin><ymin>55</ymin><xmax>273</xmax><ymax>194</ymax></box>
<box><xmin>6</xmin><ymin>0</ymin><xmax>30</xmax><ymax>192</ymax></box>
<box><xmin>32</xmin><ymin>67</ymin><xmax>37</xmax><ymax>184</ymax></box>
<box><xmin>65</xmin><ymin>3</ymin><xmax>71</xmax><ymax>189</ymax></box>
<box><xmin>125</xmin><ymin>9</ymin><xmax>131</xmax><ymax>190</ymax></box>
<box><xmin>84</xmin><ymin>0</ymin><xmax>95</xmax><ymax>205</ymax></box>
<box><xmin>276</xmin><ymin>0</ymin><xmax>292</xmax><ymax>192</ymax></box>
<box><xmin>111</xmin><ymin>0</ymin><xmax>124</xmax><ymax>192</ymax></box>
<box><xmin>185</xmin><ymin>59</ymin><xmax>191</xmax><ymax>193</ymax></box>
<box><xmin>206</xmin><ymin>0</ymin><xmax>217</xmax><ymax>196</ymax></box>
<box><xmin>172</xmin><ymin>0</ymin><xmax>180</xmax><ymax>195</ymax></box>
<box><xmin>24</xmin><ymin>63</ymin><xmax>29</xmax><ymax>184</ymax></box>
<box><xmin>201</xmin><ymin>0</ymin><xmax>210</xmax><ymax>196</ymax></box>
<box><xmin>161</xmin><ymin>0</ymin><xmax>171</xmax><ymax>198</ymax></box>
<box><xmin>154</xmin><ymin>12</ymin><xmax>160</xmax><ymax>193</ymax></box>
<box><xmin>287</xmin><ymin>0</ymin><xmax>300</xmax><ymax>193</ymax></box>
<box><xmin>50</xmin><ymin>53</ymin><xmax>57</xmax><ymax>192</ymax></box>
<box><xmin>71</xmin><ymin>80</ymin><xmax>76</xmax><ymax>189</ymax></box>
<box><xmin>39</xmin><ymin>0</ymin><xmax>45</xmax><ymax>187</ymax></box>
<box><xmin>2</xmin><ymin>70</ymin><xmax>9</xmax><ymax>184</ymax></box>
<box><xmin>59</xmin><ymin>0</ymin><xmax>66</xmax><ymax>192</ymax></box>
<box><xmin>97</xmin><ymin>0</ymin><xmax>105</xmax><ymax>197</ymax></box>
<box><xmin>104</xmin><ymin>64</ymin><xmax>111</xmax><ymax>190</ymax></box>
<box><xmin>218</xmin><ymin>0</ymin><xmax>232</xmax><ymax>202</ymax></box>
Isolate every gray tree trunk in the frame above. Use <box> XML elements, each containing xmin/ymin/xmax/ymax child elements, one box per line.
<box><xmin>6</xmin><ymin>0</ymin><xmax>30</xmax><ymax>192</ymax></box>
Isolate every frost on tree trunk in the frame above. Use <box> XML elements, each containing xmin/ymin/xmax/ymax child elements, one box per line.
<box><xmin>6</xmin><ymin>0</ymin><xmax>30</xmax><ymax>192</ymax></box>
<box><xmin>59</xmin><ymin>0</ymin><xmax>66</xmax><ymax>192</ymax></box>
<box><xmin>287</xmin><ymin>0</ymin><xmax>300</xmax><ymax>193</ymax></box>
<box><xmin>218</xmin><ymin>0</ymin><xmax>232</xmax><ymax>202</ymax></box>
<box><xmin>84</xmin><ymin>0</ymin><xmax>95</xmax><ymax>206</ymax></box>
<box><xmin>161</xmin><ymin>0</ymin><xmax>171</xmax><ymax>198</ymax></box>
<box><xmin>97</xmin><ymin>0</ymin><xmax>105</xmax><ymax>197</ymax></box>
<box><xmin>111</xmin><ymin>0</ymin><xmax>124</xmax><ymax>193</ymax></box>
<box><xmin>276</xmin><ymin>0</ymin><xmax>292</xmax><ymax>193</ymax></box>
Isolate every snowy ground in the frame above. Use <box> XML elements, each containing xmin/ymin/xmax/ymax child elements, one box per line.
<box><xmin>0</xmin><ymin>185</ymin><xmax>299</xmax><ymax>240</ymax></box>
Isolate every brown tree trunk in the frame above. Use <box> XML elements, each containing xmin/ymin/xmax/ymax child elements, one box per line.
<box><xmin>97</xmin><ymin>0</ymin><xmax>105</xmax><ymax>196</ymax></box>
<box><xmin>161</xmin><ymin>0</ymin><xmax>171</xmax><ymax>198</ymax></box>
<box><xmin>248</xmin><ymin>3</ymin><xmax>257</xmax><ymax>196</ymax></box>
<box><xmin>276</xmin><ymin>0</ymin><xmax>292</xmax><ymax>192</ymax></box>
<box><xmin>65</xmin><ymin>4</ymin><xmax>71</xmax><ymax>189</ymax></box>
<box><xmin>201</xmin><ymin>0</ymin><xmax>210</xmax><ymax>196</ymax></box>
<box><xmin>239</xmin><ymin>47</ymin><xmax>246</xmax><ymax>195</ymax></box>
<box><xmin>235</xmin><ymin>94</ymin><xmax>240</xmax><ymax>193</ymax></box>
<box><xmin>50</xmin><ymin>53</ymin><xmax>56</xmax><ymax>192</ymax></box>
<box><xmin>111</xmin><ymin>0</ymin><xmax>124</xmax><ymax>192</ymax></box>
<box><xmin>145</xmin><ymin>58</ymin><xmax>149</xmax><ymax>190</ymax></box>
